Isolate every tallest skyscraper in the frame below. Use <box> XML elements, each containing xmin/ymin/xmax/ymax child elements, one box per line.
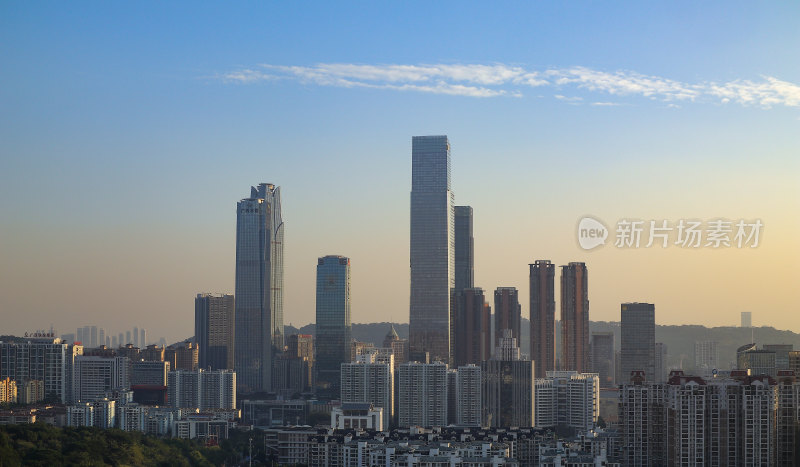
<box><xmin>409</xmin><ymin>135</ymin><xmax>455</xmax><ymax>365</ymax></box>
<box><xmin>235</xmin><ymin>183</ymin><xmax>284</xmax><ymax>393</ymax></box>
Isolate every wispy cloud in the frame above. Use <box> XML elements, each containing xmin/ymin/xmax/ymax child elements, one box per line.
<box><xmin>220</xmin><ymin>63</ymin><xmax>800</xmax><ymax>108</ymax></box>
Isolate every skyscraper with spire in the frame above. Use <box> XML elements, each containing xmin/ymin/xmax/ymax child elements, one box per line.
<box><xmin>409</xmin><ymin>135</ymin><xmax>455</xmax><ymax>365</ymax></box>
<box><xmin>234</xmin><ymin>183</ymin><xmax>284</xmax><ymax>393</ymax></box>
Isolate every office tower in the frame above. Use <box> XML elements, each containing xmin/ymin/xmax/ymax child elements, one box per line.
<box><xmin>455</xmin><ymin>364</ymin><xmax>481</xmax><ymax>427</ymax></box>
<box><xmin>561</xmin><ymin>262</ymin><xmax>589</xmax><ymax>372</ymax></box>
<box><xmin>126</xmin><ymin>331</ymin><xmax>131</xmax><ymax>346</ymax></box>
<box><xmin>741</xmin><ymin>311</ymin><xmax>752</xmax><ymax>327</ymax></box>
<box><xmin>140</xmin><ymin>329</ymin><xmax>146</xmax><ymax>348</ymax></box>
<box><xmin>118</xmin><ymin>333</ymin><xmax>124</xmax><ymax>347</ymax></box>
<box><xmin>452</xmin><ymin>287</ymin><xmax>491</xmax><ymax>367</ymax></box>
<box><xmin>590</xmin><ymin>332</ymin><xmax>615</xmax><ymax>388</ymax></box>
<box><xmin>534</xmin><ymin>371</ymin><xmax>599</xmax><ymax>431</ymax></box>
<box><xmin>73</xmin><ymin>356</ymin><xmax>129</xmax><ymax>402</ymax></box>
<box><xmin>235</xmin><ymin>182</ymin><xmax>284</xmax><ymax>393</ymax></box>
<box><xmin>736</xmin><ymin>343</ymin><xmax>776</xmax><ymax>377</ymax></box>
<box><xmin>89</xmin><ymin>326</ymin><xmax>97</xmax><ymax>348</ymax></box>
<box><xmin>315</xmin><ymin>255</ymin><xmax>352</xmax><ymax>399</ymax></box>
<box><xmin>481</xmin><ymin>331</ymin><xmax>535</xmax><ymax>427</ymax></box>
<box><xmin>382</xmin><ymin>325</ymin><xmax>408</xmax><ymax>366</ymax></box>
<box><xmin>398</xmin><ymin>361</ymin><xmax>448</xmax><ymax>428</ymax></box>
<box><xmin>694</xmin><ymin>340</ymin><xmax>719</xmax><ymax>373</ymax></box>
<box><xmin>0</xmin><ymin>337</ymin><xmax>72</xmax><ymax>403</ymax></box>
<box><xmin>105</xmin><ymin>336</ymin><xmax>110</xmax><ymax>348</ymax></box>
<box><xmin>340</xmin><ymin>352</ymin><xmax>394</xmax><ymax>430</ymax></box>
<box><xmin>763</xmin><ymin>344</ymin><xmax>793</xmax><ymax>370</ymax></box>
<box><xmin>454</xmin><ymin>205</ymin><xmax>474</xmax><ymax>293</ymax></box>
<box><xmin>98</xmin><ymin>329</ymin><xmax>105</xmax><ymax>349</ymax></box>
<box><xmin>195</xmin><ymin>293</ymin><xmax>235</xmax><ymax>370</ymax></box>
<box><xmin>654</xmin><ymin>342</ymin><xmax>667</xmax><ymax>383</ymax></box>
<box><xmin>168</xmin><ymin>369</ymin><xmax>236</xmax><ymax>410</ymax></box>
<box><xmin>76</xmin><ymin>328</ymin><xmax>84</xmax><ymax>345</ymax></box>
<box><xmin>409</xmin><ymin>135</ymin><xmax>455</xmax><ymax>366</ymax></box>
<box><xmin>529</xmin><ymin>260</ymin><xmax>556</xmax><ymax>378</ymax></box>
<box><xmin>620</xmin><ymin>302</ymin><xmax>656</xmax><ymax>382</ymax></box>
<box><xmin>111</xmin><ymin>336</ymin><xmax>117</xmax><ymax>348</ymax></box>
<box><xmin>133</xmin><ymin>327</ymin><xmax>139</xmax><ymax>347</ymax></box>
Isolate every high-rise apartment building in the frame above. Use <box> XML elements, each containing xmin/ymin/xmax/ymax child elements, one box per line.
<box><xmin>534</xmin><ymin>371</ymin><xmax>599</xmax><ymax>431</ymax></box>
<box><xmin>452</xmin><ymin>287</ymin><xmax>491</xmax><ymax>367</ymax></box>
<box><xmin>455</xmin><ymin>364</ymin><xmax>482</xmax><ymax>427</ymax></box>
<box><xmin>168</xmin><ymin>369</ymin><xmax>236</xmax><ymax>410</ymax></box>
<box><xmin>73</xmin><ymin>356</ymin><xmax>129</xmax><ymax>402</ymax></box>
<box><xmin>0</xmin><ymin>337</ymin><xmax>78</xmax><ymax>403</ymax></box>
<box><xmin>454</xmin><ymin>205</ymin><xmax>474</xmax><ymax>293</ymax></box>
<box><xmin>409</xmin><ymin>135</ymin><xmax>455</xmax><ymax>366</ymax></box>
<box><xmin>529</xmin><ymin>260</ymin><xmax>556</xmax><ymax>378</ymax></box>
<box><xmin>340</xmin><ymin>352</ymin><xmax>394</xmax><ymax>430</ymax></box>
<box><xmin>235</xmin><ymin>183</ymin><xmax>284</xmax><ymax>393</ymax></box>
<box><xmin>481</xmin><ymin>330</ymin><xmax>534</xmax><ymax>428</ymax></box>
<box><xmin>590</xmin><ymin>332</ymin><xmax>615</xmax><ymax>388</ymax></box>
<box><xmin>287</xmin><ymin>334</ymin><xmax>314</xmax><ymax>387</ymax></box>
<box><xmin>493</xmin><ymin>287</ymin><xmax>521</xmax><ymax>347</ymax></box>
<box><xmin>398</xmin><ymin>362</ymin><xmax>448</xmax><ymax>428</ymax></box>
<box><xmin>166</xmin><ymin>342</ymin><xmax>199</xmax><ymax>371</ymax></box>
<box><xmin>620</xmin><ymin>302</ymin><xmax>656</xmax><ymax>382</ymax></box>
<box><xmin>694</xmin><ymin>340</ymin><xmax>719</xmax><ymax>373</ymax></box>
<box><xmin>315</xmin><ymin>255</ymin><xmax>351</xmax><ymax>399</ymax></box>
<box><xmin>195</xmin><ymin>293</ymin><xmax>235</xmax><ymax>370</ymax></box>
<box><xmin>561</xmin><ymin>262</ymin><xmax>589</xmax><ymax>372</ymax></box>
<box><xmin>741</xmin><ymin>311</ymin><xmax>752</xmax><ymax>328</ymax></box>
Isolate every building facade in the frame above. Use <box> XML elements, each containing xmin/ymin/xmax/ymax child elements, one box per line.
<box><xmin>340</xmin><ymin>353</ymin><xmax>394</xmax><ymax>430</ymax></box>
<box><xmin>620</xmin><ymin>302</ymin><xmax>656</xmax><ymax>382</ymax></box>
<box><xmin>167</xmin><ymin>369</ymin><xmax>236</xmax><ymax>410</ymax></box>
<box><xmin>195</xmin><ymin>293</ymin><xmax>235</xmax><ymax>370</ymax></box>
<box><xmin>409</xmin><ymin>135</ymin><xmax>455</xmax><ymax>366</ymax></box>
<box><xmin>315</xmin><ymin>255</ymin><xmax>352</xmax><ymax>399</ymax></box>
<box><xmin>235</xmin><ymin>182</ymin><xmax>284</xmax><ymax>393</ymax></box>
<box><xmin>493</xmin><ymin>287</ymin><xmax>521</xmax><ymax>348</ymax></box>
<box><xmin>452</xmin><ymin>287</ymin><xmax>491</xmax><ymax>367</ymax></box>
<box><xmin>529</xmin><ymin>260</ymin><xmax>556</xmax><ymax>378</ymax></box>
<box><xmin>590</xmin><ymin>332</ymin><xmax>615</xmax><ymax>388</ymax></box>
<box><xmin>454</xmin><ymin>205</ymin><xmax>474</xmax><ymax>294</ymax></box>
<box><xmin>397</xmin><ymin>362</ymin><xmax>448</xmax><ymax>428</ymax></box>
<box><xmin>482</xmin><ymin>331</ymin><xmax>535</xmax><ymax>428</ymax></box>
<box><xmin>561</xmin><ymin>262</ymin><xmax>589</xmax><ymax>373</ymax></box>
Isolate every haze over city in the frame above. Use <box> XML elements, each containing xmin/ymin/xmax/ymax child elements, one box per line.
<box><xmin>1</xmin><ymin>2</ymin><xmax>798</xmax><ymax>343</ymax></box>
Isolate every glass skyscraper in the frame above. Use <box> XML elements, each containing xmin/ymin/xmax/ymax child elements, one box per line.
<box><xmin>234</xmin><ymin>183</ymin><xmax>284</xmax><ymax>393</ymax></box>
<box><xmin>620</xmin><ymin>302</ymin><xmax>655</xmax><ymax>382</ymax></box>
<box><xmin>315</xmin><ymin>255</ymin><xmax>351</xmax><ymax>400</ymax></box>
<box><xmin>409</xmin><ymin>135</ymin><xmax>455</xmax><ymax>365</ymax></box>
<box><xmin>454</xmin><ymin>205</ymin><xmax>474</xmax><ymax>293</ymax></box>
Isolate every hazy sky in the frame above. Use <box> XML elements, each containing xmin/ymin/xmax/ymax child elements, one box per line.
<box><xmin>1</xmin><ymin>2</ymin><xmax>798</xmax><ymax>343</ymax></box>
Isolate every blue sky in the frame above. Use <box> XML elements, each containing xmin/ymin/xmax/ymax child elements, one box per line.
<box><xmin>1</xmin><ymin>2</ymin><xmax>798</xmax><ymax>343</ymax></box>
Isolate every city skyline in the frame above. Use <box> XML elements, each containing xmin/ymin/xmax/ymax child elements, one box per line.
<box><xmin>2</xmin><ymin>3</ymin><xmax>798</xmax><ymax>342</ymax></box>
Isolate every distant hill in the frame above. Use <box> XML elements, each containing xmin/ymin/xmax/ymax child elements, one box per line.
<box><xmin>285</xmin><ymin>320</ymin><xmax>800</xmax><ymax>373</ymax></box>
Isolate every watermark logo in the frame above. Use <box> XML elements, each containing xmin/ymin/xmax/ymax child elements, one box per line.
<box><xmin>578</xmin><ymin>217</ymin><xmax>609</xmax><ymax>250</ymax></box>
<box><xmin>577</xmin><ymin>216</ymin><xmax>763</xmax><ymax>250</ymax></box>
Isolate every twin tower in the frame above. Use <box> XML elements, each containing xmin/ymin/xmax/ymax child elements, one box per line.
<box><xmin>409</xmin><ymin>136</ymin><xmax>590</xmax><ymax>376</ymax></box>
